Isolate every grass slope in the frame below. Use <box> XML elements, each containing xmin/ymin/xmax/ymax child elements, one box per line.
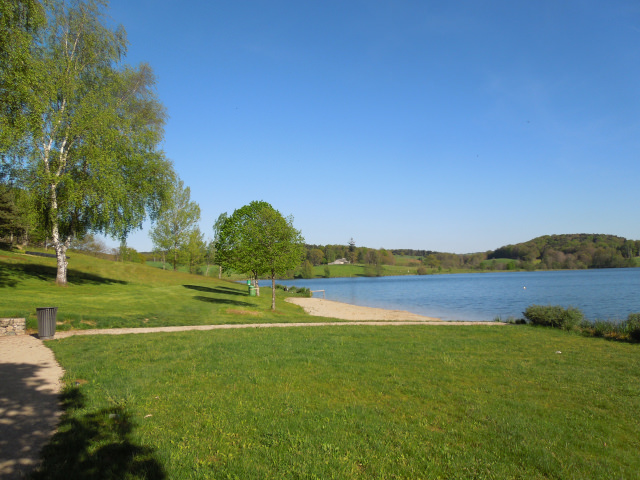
<box><xmin>39</xmin><ymin>326</ymin><xmax>640</xmax><ymax>479</ymax></box>
<box><xmin>0</xmin><ymin>249</ymin><xmax>317</xmax><ymax>331</ymax></box>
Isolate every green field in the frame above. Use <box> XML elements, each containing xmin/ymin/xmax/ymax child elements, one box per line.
<box><xmin>0</xmin><ymin>249</ymin><xmax>320</xmax><ymax>331</ymax></box>
<box><xmin>38</xmin><ymin>326</ymin><xmax>640</xmax><ymax>479</ymax></box>
<box><xmin>3</xmin><ymin>248</ymin><xmax>639</xmax><ymax>479</ymax></box>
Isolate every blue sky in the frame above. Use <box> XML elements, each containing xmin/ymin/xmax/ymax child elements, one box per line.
<box><xmin>106</xmin><ymin>0</ymin><xmax>639</xmax><ymax>254</ymax></box>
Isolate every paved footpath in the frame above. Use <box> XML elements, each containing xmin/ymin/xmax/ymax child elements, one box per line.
<box><xmin>0</xmin><ymin>335</ymin><xmax>64</xmax><ymax>480</ymax></box>
<box><xmin>0</xmin><ymin>320</ymin><xmax>503</xmax><ymax>478</ymax></box>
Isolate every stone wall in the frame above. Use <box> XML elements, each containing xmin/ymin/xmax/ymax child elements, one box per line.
<box><xmin>0</xmin><ymin>318</ymin><xmax>26</xmax><ymax>336</ymax></box>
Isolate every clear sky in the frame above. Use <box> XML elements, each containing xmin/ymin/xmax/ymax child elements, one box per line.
<box><xmin>105</xmin><ymin>0</ymin><xmax>639</xmax><ymax>254</ymax></box>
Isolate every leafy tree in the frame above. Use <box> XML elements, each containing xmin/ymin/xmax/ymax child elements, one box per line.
<box><xmin>308</xmin><ymin>248</ymin><xmax>324</xmax><ymax>266</ymax></box>
<box><xmin>183</xmin><ymin>227</ymin><xmax>206</xmax><ymax>274</ymax></box>
<box><xmin>149</xmin><ymin>179</ymin><xmax>200</xmax><ymax>271</ymax></box>
<box><xmin>70</xmin><ymin>233</ymin><xmax>107</xmax><ymax>257</ymax></box>
<box><xmin>216</xmin><ymin>201</ymin><xmax>305</xmax><ymax>310</ymax></box>
<box><xmin>379</xmin><ymin>248</ymin><xmax>395</xmax><ymax>265</ymax></box>
<box><xmin>423</xmin><ymin>254</ymin><xmax>440</xmax><ymax>269</ymax></box>
<box><xmin>118</xmin><ymin>242</ymin><xmax>143</xmax><ymax>264</ymax></box>
<box><xmin>212</xmin><ymin>212</ymin><xmax>228</xmax><ymax>279</ymax></box>
<box><xmin>365</xmin><ymin>249</ymin><xmax>379</xmax><ymax>265</ymax></box>
<box><xmin>0</xmin><ymin>0</ymin><xmax>45</xmax><ymax>149</ymax></box>
<box><xmin>347</xmin><ymin>238</ymin><xmax>356</xmax><ymax>264</ymax></box>
<box><xmin>3</xmin><ymin>0</ymin><xmax>174</xmax><ymax>285</ymax></box>
<box><xmin>203</xmin><ymin>238</ymin><xmax>216</xmax><ymax>276</ymax></box>
<box><xmin>300</xmin><ymin>260</ymin><xmax>314</xmax><ymax>279</ymax></box>
<box><xmin>0</xmin><ymin>182</ymin><xmax>21</xmax><ymax>241</ymax></box>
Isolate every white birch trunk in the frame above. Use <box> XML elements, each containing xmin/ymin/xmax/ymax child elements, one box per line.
<box><xmin>271</xmin><ymin>273</ymin><xmax>276</xmax><ymax>310</ymax></box>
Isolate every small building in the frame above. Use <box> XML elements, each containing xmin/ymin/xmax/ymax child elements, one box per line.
<box><xmin>328</xmin><ymin>258</ymin><xmax>349</xmax><ymax>265</ymax></box>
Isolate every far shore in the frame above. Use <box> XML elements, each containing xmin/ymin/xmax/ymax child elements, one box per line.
<box><xmin>286</xmin><ymin>297</ymin><xmax>504</xmax><ymax>325</ymax></box>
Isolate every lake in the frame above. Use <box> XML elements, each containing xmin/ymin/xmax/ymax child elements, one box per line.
<box><xmin>280</xmin><ymin>268</ymin><xmax>640</xmax><ymax>321</ymax></box>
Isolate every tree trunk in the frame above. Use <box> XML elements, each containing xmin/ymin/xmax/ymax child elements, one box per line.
<box><xmin>51</xmin><ymin>219</ymin><xmax>68</xmax><ymax>286</ymax></box>
<box><xmin>271</xmin><ymin>272</ymin><xmax>276</xmax><ymax>310</ymax></box>
<box><xmin>218</xmin><ymin>265</ymin><xmax>222</xmax><ymax>279</ymax></box>
<box><xmin>49</xmin><ymin>181</ymin><xmax>68</xmax><ymax>286</ymax></box>
<box><xmin>54</xmin><ymin>242</ymin><xmax>68</xmax><ymax>286</ymax></box>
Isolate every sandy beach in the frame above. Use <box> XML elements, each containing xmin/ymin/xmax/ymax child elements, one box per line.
<box><xmin>285</xmin><ymin>297</ymin><xmax>502</xmax><ymax>325</ymax></box>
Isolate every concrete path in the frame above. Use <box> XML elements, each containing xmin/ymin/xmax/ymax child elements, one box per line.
<box><xmin>0</xmin><ymin>335</ymin><xmax>64</xmax><ymax>480</ymax></box>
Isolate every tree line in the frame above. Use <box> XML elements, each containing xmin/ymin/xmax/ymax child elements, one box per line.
<box><xmin>300</xmin><ymin>234</ymin><xmax>639</xmax><ymax>273</ymax></box>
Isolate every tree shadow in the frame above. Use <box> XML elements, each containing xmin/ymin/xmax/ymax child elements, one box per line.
<box><xmin>192</xmin><ymin>295</ymin><xmax>254</xmax><ymax>307</ymax></box>
<box><xmin>0</xmin><ymin>263</ymin><xmax>127</xmax><ymax>288</ymax></box>
<box><xmin>183</xmin><ymin>284</ymin><xmax>246</xmax><ymax>296</ymax></box>
<box><xmin>30</xmin><ymin>386</ymin><xmax>165</xmax><ymax>480</ymax></box>
<box><xmin>0</xmin><ymin>362</ymin><xmax>62</xmax><ymax>480</ymax></box>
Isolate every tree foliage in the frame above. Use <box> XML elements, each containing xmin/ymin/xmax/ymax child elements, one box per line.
<box><xmin>2</xmin><ymin>0</ymin><xmax>175</xmax><ymax>285</ymax></box>
<box><xmin>216</xmin><ymin>201</ymin><xmax>305</xmax><ymax>310</ymax></box>
<box><xmin>0</xmin><ymin>182</ymin><xmax>21</xmax><ymax>241</ymax></box>
<box><xmin>211</xmin><ymin>212</ymin><xmax>228</xmax><ymax>279</ymax></box>
<box><xmin>0</xmin><ymin>0</ymin><xmax>45</xmax><ymax>149</ymax></box>
<box><xmin>183</xmin><ymin>227</ymin><xmax>206</xmax><ymax>274</ymax></box>
<box><xmin>489</xmin><ymin>234</ymin><xmax>639</xmax><ymax>269</ymax></box>
<box><xmin>149</xmin><ymin>179</ymin><xmax>200</xmax><ymax>271</ymax></box>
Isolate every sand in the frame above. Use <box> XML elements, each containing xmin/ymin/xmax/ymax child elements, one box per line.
<box><xmin>285</xmin><ymin>297</ymin><xmax>502</xmax><ymax>325</ymax></box>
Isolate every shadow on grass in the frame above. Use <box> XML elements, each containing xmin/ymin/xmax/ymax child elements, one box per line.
<box><xmin>31</xmin><ymin>386</ymin><xmax>165</xmax><ymax>480</ymax></box>
<box><xmin>183</xmin><ymin>284</ymin><xmax>246</xmax><ymax>296</ymax></box>
<box><xmin>0</xmin><ymin>263</ymin><xmax>127</xmax><ymax>288</ymax></box>
<box><xmin>192</xmin><ymin>295</ymin><xmax>254</xmax><ymax>307</ymax></box>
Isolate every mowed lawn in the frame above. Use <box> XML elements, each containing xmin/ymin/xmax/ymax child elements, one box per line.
<box><xmin>0</xmin><ymin>250</ymin><xmax>320</xmax><ymax>331</ymax></box>
<box><xmin>38</xmin><ymin>325</ymin><xmax>640</xmax><ymax>479</ymax></box>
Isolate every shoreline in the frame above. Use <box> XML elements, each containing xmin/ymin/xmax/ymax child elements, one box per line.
<box><xmin>286</xmin><ymin>297</ymin><xmax>502</xmax><ymax>325</ymax></box>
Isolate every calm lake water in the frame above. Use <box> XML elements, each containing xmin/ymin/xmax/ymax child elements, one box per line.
<box><xmin>281</xmin><ymin>268</ymin><xmax>640</xmax><ymax>321</ymax></box>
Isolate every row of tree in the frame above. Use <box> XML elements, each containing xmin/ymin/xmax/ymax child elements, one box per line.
<box><xmin>304</xmin><ymin>242</ymin><xmax>396</xmax><ymax>266</ymax></box>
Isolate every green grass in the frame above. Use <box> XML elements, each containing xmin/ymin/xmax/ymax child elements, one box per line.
<box><xmin>0</xmin><ymin>249</ymin><xmax>322</xmax><ymax>331</ymax></box>
<box><xmin>38</xmin><ymin>326</ymin><xmax>640</xmax><ymax>479</ymax></box>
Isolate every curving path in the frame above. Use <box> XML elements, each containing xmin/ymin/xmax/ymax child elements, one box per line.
<box><xmin>0</xmin><ymin>335</ymin><xmax>64</xmax><ymax>480</ymax></box>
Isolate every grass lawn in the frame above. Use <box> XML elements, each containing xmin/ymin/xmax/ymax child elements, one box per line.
<box><xmin>0</xmin><ymin>249</ymin><xmax>320</xmax><ymax>331</ymax></box>
<box><xmin>37</xmin><ymin>325</ymin><xmax>640</xmax><ymax>479</ymax></box>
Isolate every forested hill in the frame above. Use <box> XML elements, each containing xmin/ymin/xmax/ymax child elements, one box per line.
<box><xmin>302</xmin><ymin>234</ymin><xmax>638</xmax><ymax>272</ymax></box>
<box><xmin>488</xmin><ymin>234</ymin><xmax>639</xmax><ymax>269</ymax></box>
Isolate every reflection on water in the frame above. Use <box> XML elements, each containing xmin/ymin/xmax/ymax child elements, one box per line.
<box><xmin>281</xmin><ymin>268</ymin><xmax>640</xmax><ymax>321</ymax></box>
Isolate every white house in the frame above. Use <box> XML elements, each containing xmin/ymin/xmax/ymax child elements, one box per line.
<box><xmin>328</xmin><ymin>258</ymin><xmax>349</xmax><ymax>265</ymax></box>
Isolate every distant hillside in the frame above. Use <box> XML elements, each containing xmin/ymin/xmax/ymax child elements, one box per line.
<box><xmin>488</xmin><ymin>234</ymin><xmax>639</xmax><ymax>269</ymax></box>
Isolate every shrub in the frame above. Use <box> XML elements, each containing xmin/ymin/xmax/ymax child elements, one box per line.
<box><xmin>523</xmin><ymin>305</ymin><xmax>584</xmax><ymax>331</ymax></box>
<box><xmin>592</xmin><ymin>320</ymin><xmax>615</xmax><ymax>338</ymax></box>
<box><xmin>300</xmin><ymin>260</ymin><xmax>314</xmax><ymax>279</ymax></box>
<box><xmin>276</xmin><ymin>285</ymin><xmax>312</xmax><ymax>297</ymax></box>
<box><xmin>626</xmin><ymin>313</ymin><xmax>640</xmax><ymax>341</ymax></box>
<box><xmin>416</xmin><ymin>266</ymin><xmax>428</xmax><ymax>275</ymax></box>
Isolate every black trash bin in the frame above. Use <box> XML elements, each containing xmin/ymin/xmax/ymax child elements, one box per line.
<box><xmin>37</xmin><ymin>307</ymin><xmax>58</xmax><ymax>339</ymax></box>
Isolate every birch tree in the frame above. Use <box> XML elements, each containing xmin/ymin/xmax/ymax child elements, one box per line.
<box><xmin>212</xmin><ymin>212</ymin><xmax>227</xmax><ymax>279</ymax></box>
<box><xmin>3</xmin><ymin>0</ymin><xmax>174</xmax><ymax>285</ymax></box>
